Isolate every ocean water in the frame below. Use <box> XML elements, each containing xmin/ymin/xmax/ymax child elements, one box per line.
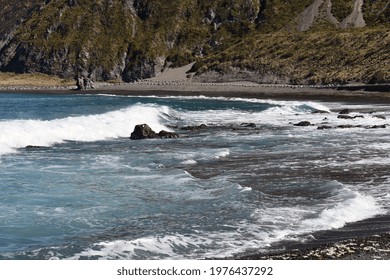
<box><xmin>0</xmin><ymin>92</ymin><xmax>389</xmax><ymax>260</ymax></box>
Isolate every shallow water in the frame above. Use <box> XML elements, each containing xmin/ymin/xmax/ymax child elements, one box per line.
<box><xmin>0</xmin><ymin>92</ymin><xmax>389</xmax><ymax>259</ymax></box>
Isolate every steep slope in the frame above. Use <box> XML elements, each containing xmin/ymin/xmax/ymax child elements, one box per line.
<box><xmin>0</xmin><ymin>0</ymin><xmax>138</xmax><ymax>80</ymax></box>
<box><xmin>193</xmin><ymin>0</ymin><xmax>389</xmax><ymax>84</ymax></box>
<box><xmin>0</xmin><ymin>0</ymin><xmax>264</xmax><ymax>81</ymax></box>
<box><xmin>0</xmin><ymin>0</ymin><xmax>388</xmax><ymax>84</ymax></box>
<box><xmin>0</xmin><ymin>0</ymin><xmax>44</xmax><ymax>49</ymax></box>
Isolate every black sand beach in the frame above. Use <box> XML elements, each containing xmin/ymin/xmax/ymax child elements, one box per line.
<box><xmin>0</xmin><ymin>82</ymin><xmax>389</xmax><ymax>102</ymax></box>
<box><xmin>238</xmin><ymin>215</ymin><xmax>390</xmax><ymax>260</ymax></box>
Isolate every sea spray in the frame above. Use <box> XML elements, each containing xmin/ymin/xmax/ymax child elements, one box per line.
<box><xmin>0</xmin><ymin>104</ymin><xmax>171</xmax><ymax>155</ymax></box>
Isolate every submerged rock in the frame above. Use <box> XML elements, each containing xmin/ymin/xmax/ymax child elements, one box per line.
<box><xmin>312</xmin><ymin>110</ymin><xmax>328</xmax><ymax>114</ymax></box>
<box><xmin>294</xmin><ymin>121</ymin><xmax>311</xmax><ymax>126</ymax></box>
<box><xmin>180</xmin><ymin>124</ymin><xmax>207</xmax><ymax>131</ymax></box>
<box><xmin>317</xmin><ymin>125</ymin><xmax>333</xmax><ymax>130</ymax></box>
<box><xmin>337</xmin><ymin>115</ymin><xmax>364</xmax><ymax>119</ymax></box>
<box><xmin>158</xmin><ymin>130</ymin><xmax>179</xmax><ymax>138</ymax></box>
<box><xmin>318</xmin><ymin>124</ymin><xmax>387</xmax><ymax>130</ymax></box>
<box><xmin>130</xmin><ymin>124</ymin><xmax>179</xmax><ymax>140</ymax></box>
<box><xmin>367</xmin><ymin>125</ymin><xmax>386</xmax><ymax>129</ymax></box>
<box><xmin>339</xmin><ymin>109</ymin><xmax>351</xmax><ymax>115</ymax></box>
<box><xmin>240</xmin><ymin>123</ymin><xmax>256</xmax><ymax>128</ymax></box>
<box><xmin>25</xmin><ymin>145</ymin><xmax>44</xmax><ymax>149</ymax></box>
<box><xmin>337</xmin><ymin>115</ymin><xmax>354</xmax><ymax>119</ymax></box>
<box><xmin>337</xmin><ymin>124</ymin><xmax>359</xmax><ymax>129</ymax></box>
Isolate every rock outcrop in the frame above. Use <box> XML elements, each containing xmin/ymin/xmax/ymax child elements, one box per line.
<box><xmin>180</xmin><ymin>124</ymin><xmax>208</xmax><ymax>131</ymax></box>
<box><xmin>339</xmin><ymin>0</ymin><xmax>366</xmax><ymax>29</ymax></box>
<box><xmin>130</xmin><ymin>124</ymin><xmax>157</xmax><ymax>140</ymax></box>
<box><xmin>294</xmin><ymin>121</ymin><xmax>312</xmax><ymax>127</ymax></box>
<box><xmin>0</xmin><ymin>1</ymin><xmax>388</xmax><ymax>84</ymax></box>
<box><xmin>130</xmin><ymin>124</ymin><xmax>179</xmax><ymax>140</ymax></box>
<box><xmin>297</xmin><ymin>0</ymin><xmax>367</xmax><ymax>31</ymax></box>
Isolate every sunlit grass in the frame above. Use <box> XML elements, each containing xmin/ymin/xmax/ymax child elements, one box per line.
<box><xmin>0</xmin><ymin>72</ymin><xmax>74</xmax><ymax>87</ymax></box>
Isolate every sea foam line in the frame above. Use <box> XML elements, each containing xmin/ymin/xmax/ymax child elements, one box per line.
<box><xmin>67</xmin><ymin>186</ymin><xmax>384</xmax><ymax>260</ymax></box>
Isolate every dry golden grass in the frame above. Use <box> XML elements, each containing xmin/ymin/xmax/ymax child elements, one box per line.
<box><xmin>0</xmin><ymin>72</ymin><xmax>74</xmax><ymax>87</ymax></box>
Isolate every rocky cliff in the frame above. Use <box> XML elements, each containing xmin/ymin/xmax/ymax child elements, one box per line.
<box><xmin>0</xmin><ymin>0</ymin><xmax>388</xmax><ymax>84</ymax></box>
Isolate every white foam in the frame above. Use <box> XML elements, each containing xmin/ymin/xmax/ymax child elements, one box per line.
<box><xmin>69</xmin><ymin>235</ymin><xmax>188</xmax><ymax>260</ymax></box>
<box><xmin>144</xmin><ymin>95</ymin><xmax>331</xmax><ymax>113</ymax></box>
<box><xmin>181</xmin><ymin>159</ymin><xmax>197</xmax><ymax>165</ymax></box>
<box><xmin>172</xmin><ymin>103</ymin><xmax>331</xmax><ymax>128</ymax></box>
<box><xmin>68</xmin><ymin>230</ymin><xmax>272</xmax><ymax>260</ymax></box>
<box><xmin>66</xmin><ymin>183</ymin><xmax>385</xmax><ymax>260</ymax></box>
<box><xmin>301</xmin><ymin>192</ymin><xmax>385</xmax><ymax>230</ymax></box>
<box><xmin>213</xmin><ymin>149</ymin><xmax>230</xmax><ymax>159</ymax></box>
<box><xmin>0</xmin><ymin>104</ymin><xmax>170</xmax><ymax>156</ymax></box>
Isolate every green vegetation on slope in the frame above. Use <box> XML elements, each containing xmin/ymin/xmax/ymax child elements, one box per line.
<box><xmin>194</xmin><ymin>27</ymin><xmax>390</xmax><ymax>84</ymax></box>
<box><xmin>0</xmin><ymin>0</ymin><xmax>389</xmax><ymax>84</ymax></box>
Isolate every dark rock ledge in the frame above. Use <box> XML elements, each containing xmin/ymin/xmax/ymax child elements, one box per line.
<box><xmin>318</xmin><ymin>124</ymin><xmax>387</xmax><ymax>130</ymax></box>
<box><xmin>130</xmin><ymin>124</ymin><xmax>179</xmax><ymax>140</ymax></box>
<box><xmin>239</xmin><ymin>232</ymin><xmax>390</xmax><ymax>260</ymax></box>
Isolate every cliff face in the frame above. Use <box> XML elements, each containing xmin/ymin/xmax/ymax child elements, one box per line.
<box><xmin>0</xmin><ymin>0</ymin><xmax>389</xmax><ymax>84</ymax></box>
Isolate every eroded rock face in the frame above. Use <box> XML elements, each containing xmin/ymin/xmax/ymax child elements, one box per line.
<box><xmin>339</xmin><ymin>0</ymin><xmax>366</xmax><ymax>29</ymax></box>
<box><xmin>297</xmin><ymin>0</ymin><xmax>366</xmax><ymax>31</ymax></box>
<box><xmin>0</xmin><ymin>0</ymin><xmax>386</xmax><ymax>84</ymax></box>
<box><xmin>122</xmin><ymin>56</ymin><xmax>165</xmax><ymax>82</ymax></box>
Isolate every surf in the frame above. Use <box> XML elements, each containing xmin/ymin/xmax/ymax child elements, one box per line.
<box><xmin>0</xmin><ymin>104</ymin><xmax>171</xmax><ymax>156</ymax></box>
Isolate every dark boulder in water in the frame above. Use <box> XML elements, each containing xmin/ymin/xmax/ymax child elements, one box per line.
<box><xmin>367</xmin><ymin>125</ymin><xmax>386</xmax><ymax>129</ymax></box>
<box><xmin>240</xmin><ymin>123</ymin><xmax>256</xmax><ymax>128</ymax></box>
<box><xmin>25</xmin><ymin>145</ymin><xmax>44</xmax><ymax>149</ymax></box>
<box><xmin>130</xmin><ymin>124</ymin><xmax>158</xmax><ymax>140</ymax></box>
<box><xmin>294</xmin><ymin>121</ymin><xmax>311</xmax><ymax>126</ymax></box>
<box><xmin>130</xmin><ymin>124</ymin><xmax>179</xmax><ymax>140</ymax></box>
<box><xmin>180</xmin><ymin>124</ymin><xmax>207</xmax><ymax>130</ymax></box>
<box><xmin>158</xmin><ymin>130</ymin><xmax>179</xmax><ymax>138</ymax></box>
<box><xmin>320</xmin><ymin>124</ymin><xmax>387</xmax><ymax>130</ymax></box>
<box><xmin>339</xmin><ymin>109</ymin><xmax>351</xmax><ymax>115</ymax></box>
<box><xmin>338</xmin><ymin>115</ymin><xmax>364</xmax><ymax>119</ymax></box>
<box><xmin>312</xmin><ymin>110</ymin><xmax>328</xmax><ymax>114</ymax></box>
<box><xmin>337</xmin><ymin>124</ymin><xmax>359</xmax><ymax>129</ymax></box>
<box><xmin>338</xmin><ymin>115</ymin><xmax>354</xmax><ymax>119</ymax></box>
<box><xmin>317</xmin><ymin>125</ymin><xmax>333</xmax><ymax>130</ymax></box>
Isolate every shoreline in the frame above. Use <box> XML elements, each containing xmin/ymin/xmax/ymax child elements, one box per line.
<box><xmin>239</xmin><ymin>232</ymin><xmax>390</xmax><ymax>260</ymax></box>
<box><xmin>236</xmin><ymin>215</ymin><xmax>390</xmax><ymax>260</ymax></box>
<box><xmin>1</xmin><ymin>81</ymin><xmax>389</xmax><ymax>260</ymax></box>
<box><xmin>0</xmin><ymin>82</ymin><xmax>389</xmax><ymax>103</ymax></box>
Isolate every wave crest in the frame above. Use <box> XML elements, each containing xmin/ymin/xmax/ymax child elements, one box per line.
<box><xmin>0</xmin><ymin>104</ymin><xmax>171</xmax><ymax>155</ymax></box>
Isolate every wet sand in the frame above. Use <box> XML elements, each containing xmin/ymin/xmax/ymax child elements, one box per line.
<box><xmin>239</xmin><ymin>215</ymin><xmax>390</xmax><ymax>260</ymax></box>
<box><xmin>0</xmin><ymin>81</ymin><xmax>389</xmax><ymax>103</ymax></box>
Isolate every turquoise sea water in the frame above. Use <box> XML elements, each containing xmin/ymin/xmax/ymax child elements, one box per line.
<box><xmin>0</xmin><ymin>92</ymin><xmax>389</xmax><ymax>259</ymax></box>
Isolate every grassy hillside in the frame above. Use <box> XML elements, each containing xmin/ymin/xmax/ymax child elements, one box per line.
<box><xmin>0</xmin><ymin>72</ymin><xmax>73</xmax><ymax>87</ymax></box>
<box><xmin>0</xmin><ymin>0</ymin><xmax>389</xmax><ymax>84</ymax></box>
<box><xmin>194</xmin><ymin>27</ymin><xmax>390</xmax><ymax>84</ymax></box>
